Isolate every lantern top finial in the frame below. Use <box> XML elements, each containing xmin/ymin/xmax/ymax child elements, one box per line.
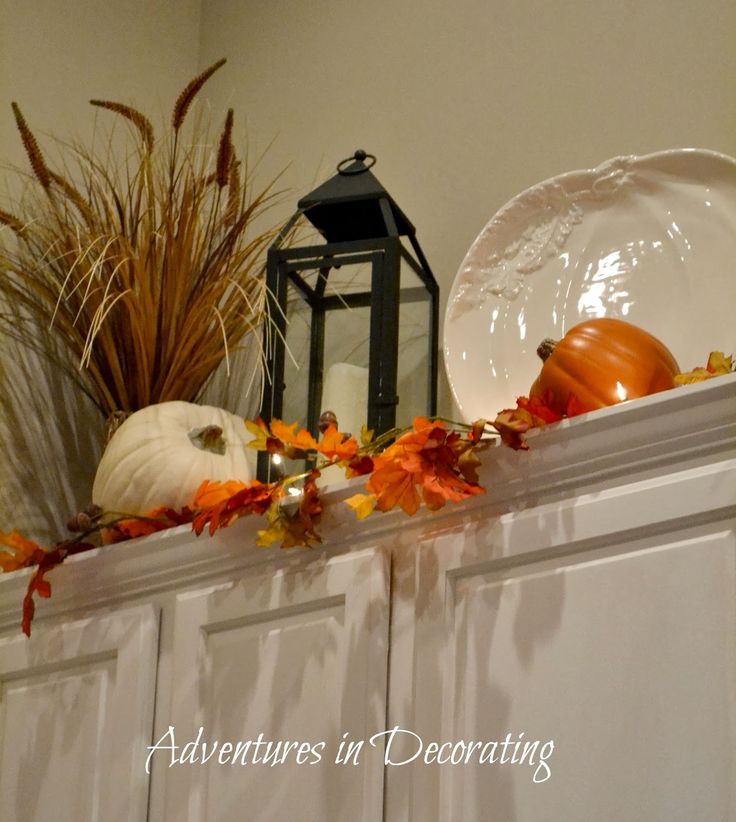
<box><xmin>297</xmin><ymin>148</ymin><xmax>411</xmax><ymax>242</ymax></box>
<box><xmin>337</xmin><ymin>149</ymin><xmax>376</xmax><ymax>175</ymax></box>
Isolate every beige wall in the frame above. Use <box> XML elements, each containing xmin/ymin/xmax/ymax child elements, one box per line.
<box><xmin>0</xmin><ymin>0</ymin><xmax>201</xmax><ymax>169</ymax></box>
<box><xmin>0</xmin><ymin>1</ymin><xmax>202</xmax><ymax>541</ymax></box>
<box><xmin>198</xmin><ymin>0</ymin><xmax>736</xmax><ymax>414</ymax></box>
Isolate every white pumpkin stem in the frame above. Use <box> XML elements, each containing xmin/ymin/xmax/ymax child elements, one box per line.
<box><xmin>188</xmin><ymin>424</ymin><xmax>226</xmax><ymax>455</ymax></box>
<box><xmin>105</xmin><ymin>410</ymin><xmax>131</xmax><ymax>443</ymax></box>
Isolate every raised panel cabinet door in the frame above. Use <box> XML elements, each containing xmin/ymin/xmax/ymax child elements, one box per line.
<box><xmin>158</xmin><ymin>546</ymin><xmax>390</xmax><ymax>822</ymax></box>
<box><xmin>0</xmin><ymin>603</ymin><xmax>160</xmax><ymax>822</ymax></box>
<box><xmin>393</xmin><ymin>456</ymin><xmax>736</xmax><ymax>822</ymax></box>
<box><xmin>441</xmin><ymin>526</ymin><xmax>736</xmax><ymax>821</ymax></box>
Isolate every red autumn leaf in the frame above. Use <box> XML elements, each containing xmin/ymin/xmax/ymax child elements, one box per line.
<box><xmin>493</xmin><ymin>407</ymin><xmax>533</xmax><ymax>450</ymax></box>
<box><xmin>244</xmin><ymin>418</ymin><xmax>284</xmax><ymax>453</ymax></box>
<box><xmin>494</xmin><ymin>391</ymin><xmax>568</xmax><ymax>449</ymax></box>
<box><xmin>299</xmin><ymin>471</ymin><xmax>323</xmax><ymax>518</ymax></box>
<box><xmin>22</xmin><ymin>539</ymin><xmax>96</xmax><ymax>636</ymax></box>
<box><xmin>283</xmin><ymin>472</ymin><xmax>323</xmax><ymax>548</ymax></box>
<box><xmin>345</xmin><ymin>455</ymin><xmax>374</xmax><ymax>477</ymax></box>
<box><xmin>256</xmin><ymin>471</ymin><xmax>323</xmax><ymax>549</ymax></box>
<box><xmin>564</xmin><ymin>393</ymin><xmax>586</xmax><ymax>418</ymax></box>
<box><xmin>517</xmin><ymin>394</ymin><xmax>563</xmax><ymax>424</ymax></box>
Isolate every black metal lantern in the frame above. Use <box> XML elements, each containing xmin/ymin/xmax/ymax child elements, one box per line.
<box><xmin>259</xmin><ymin>150</ymin><xmax>439</xmax><ymax>479</ymax></box>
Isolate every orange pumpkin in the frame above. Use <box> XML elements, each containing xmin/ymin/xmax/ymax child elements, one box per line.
<box><xmin>530</xmin><ymin>318</ymin><xmax>680</xmax><ymax>416</ymax></box>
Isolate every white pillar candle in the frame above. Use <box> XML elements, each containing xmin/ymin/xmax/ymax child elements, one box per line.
<box><xmin>321</xmin><ymin>362</ymin><xmax>369</xmax><ymax>437</ymax></box>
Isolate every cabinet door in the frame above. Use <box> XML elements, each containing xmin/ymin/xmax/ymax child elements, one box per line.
<box><xmin>442</xmin><ymin>527</ymin><xmax>736</xmax><ymax>821</ymax></box>
<box><xmin>0</xmin><ymin>603</ymin><xmax>159</xmax><ymax>821</ymax></box>
<box><xmin>159</xmin><ymin>547</ymin><xmax>389</xmax><ymax>822</ymax></box>
<box><xmin>391</xmin><ymin>465</ymin><xmax>736</xmax><ymax>822</ymax></box>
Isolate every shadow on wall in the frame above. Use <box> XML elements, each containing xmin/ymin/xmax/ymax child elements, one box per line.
<box><xmin>0</xmin><ymin>337</ymin><xmax>103</xmax><ymax>545</ymax></box>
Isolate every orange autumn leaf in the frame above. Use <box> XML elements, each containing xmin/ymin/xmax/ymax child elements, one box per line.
<box><xmin>0</xmin><ymin>529</ymin><xmax>43</xmax><ymax>572</ymax></box>
<box><xmin>317</xmin><ymin>424</ymin><xmax>359</xmax><ymax>462</ymax></box>
<box><xmin>369</xmin><ymin>465</ymin><xmax>421</xmax><ymax>515</ymax></box>
<box><xmin>106</xmin><ymin>506</ymin><xmax>194</xmax><ymax>543</ymax></box>
<box><xmin>109</xmin><ymin>517</ymin><xmax>163</xmax><ymax>542</ymax></box>
<box><xmin>192</xmin><ymin>479</ymin><xmax>282</xmax><ymax>537</ymax></box>
<box><xmin>193</xmin><ymin>479</ymin><xmax>248</xmax><ymax>508</ymax></box>
<box><xmin>270</xmin><ymin>419</ymin><xmax>319</xmax><ymax>452</ymax></box>
<box><xmin>365</xmin><ymin>417</ymin><xmax>484</xmax><ymax>515</ymax></box>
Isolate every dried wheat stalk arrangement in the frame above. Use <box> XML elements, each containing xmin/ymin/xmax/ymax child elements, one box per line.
<box><xmin>0</xmin><ymin>58</ymin><xmax>281</xmax><ymax>421</ymax></box>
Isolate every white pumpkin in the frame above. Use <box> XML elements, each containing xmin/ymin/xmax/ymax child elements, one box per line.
<box><xmin>92</xmin><ymin>401</ymin><xmax>255</xmax><ymax>515</ymax></box>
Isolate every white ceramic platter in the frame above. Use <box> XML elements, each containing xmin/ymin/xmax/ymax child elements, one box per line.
<box><xmin>443</xmin><ymin>148</ymin><xmax>736</xmax><ymax>421</ymax></box>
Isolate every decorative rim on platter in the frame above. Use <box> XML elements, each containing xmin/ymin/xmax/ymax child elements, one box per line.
<box><xmin>444</xmin><ymin>147</ymin><xmax>736</xmax><ymax>421</ymax></box>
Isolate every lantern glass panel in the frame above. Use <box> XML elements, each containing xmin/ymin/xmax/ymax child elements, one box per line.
<box><xmin>321</xmin><ymin>303</ymin><xmax>371</xmax><ymax>438</ymax></box>
<box><xmin>280</xmin><ymin>261</ymin><xmax>373</xmax><ymax>436</ymax></box>
<box><xmin>281</xmin><ymin>289</ymin><xmax>312</xmax><ymax>428</ymax></box>
<box><xmin>397</xmin><ymin>257</ymin><xmax>432</xmax><ymax>429</ymax></box>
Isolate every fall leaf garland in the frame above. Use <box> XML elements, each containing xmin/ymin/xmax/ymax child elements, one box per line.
<box><xmin>2</xmin><ymin>416</ymin><xmax>501</xmax><ymax>635</ymax></box>
<box><xmin>2</xmin><ymin>350</ymin><xmax>733</xmax><ymax>636</ymax></box>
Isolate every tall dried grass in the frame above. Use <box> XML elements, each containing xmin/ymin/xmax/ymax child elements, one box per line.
<box><xmin>0</xmin><ymin>58</ymin><xmax>282</xmax><ymax>421</ymax></box>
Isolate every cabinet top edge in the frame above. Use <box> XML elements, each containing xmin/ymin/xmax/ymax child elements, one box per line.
<box><xmin>0</xmin><ymin>374</ymin><xmax>734</xmax><ymax>629</ymax></box>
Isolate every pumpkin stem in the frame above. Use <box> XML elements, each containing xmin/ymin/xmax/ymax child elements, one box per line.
<box><xmin>105</xmin><ymin>410</ymin><xmax>131</xmax><ymax>444</ymax></box>
<box><xmin>537</xmin><ymin>338</ymin><xmax>558</xmax><ymax>362</ymax></box>
<box><xmin>188</xmin><ymin>424</ymin><xmax>226</xmax><ymax>455</ymax></box>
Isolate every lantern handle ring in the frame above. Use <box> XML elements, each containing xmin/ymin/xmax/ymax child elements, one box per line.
<box><xmin>337</xmin><ymin>149</ymin><xmax>376</xmax><ymax>175</ymax></box>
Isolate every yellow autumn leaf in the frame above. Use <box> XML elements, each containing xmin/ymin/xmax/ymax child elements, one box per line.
<box><xmin>344</xmin><ymin>492</ymin><xmax>377</xmax><ymax>520</ymax></box>
<box><xmin>674</xmin><ymin>367</ymin><xmax>710</xmax><ymax>385</ymax></box>
<box><xmin>256</xmin><ymin>521</ymin><xmax>285</xmax><ymax>547</ymax></box>
<box><xmin>360</xmin><ymin>425</ymin><xmax>375</xmax><ymax>447</ymax></box>
<box><xmin>706</xmin><ymin>351</ymin><xmax>733</xmax><ymax>375</ymax></box>
<box><xmin>675</xmin><ymin>351</ymin><xmax>734</xmax><ymax>385</ymax></box>
<box><xmin>244</xmin><ymin>418</ymin><xmax>270</xmax><ymax>450</ymax></box>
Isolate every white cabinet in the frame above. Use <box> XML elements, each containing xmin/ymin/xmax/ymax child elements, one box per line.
<box><xmin>0</xmin><ymin>604</ymin><xmax>158</xmax><ymax>821</ymax></box>
<box><xmin>162</xmin><ymin>549</ymin><xmax>389</xmax><ymax>821</ymax></box>
<box><xmin>0</xmin><ymin>374</ymin><xmax>734</xmax><ymax>821</ymax></box>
